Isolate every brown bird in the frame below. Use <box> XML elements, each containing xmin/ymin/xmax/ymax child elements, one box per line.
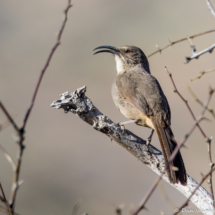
<box><xmin>93</xmin><ymin>45</ymin><xmax>187</xmax><ymax>185</ymax></box>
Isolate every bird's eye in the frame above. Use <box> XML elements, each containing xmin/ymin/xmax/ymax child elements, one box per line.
<box><xmin>125</xmin><ymin>50</ymin><xmax>130</xmax><ymax>53</ymax></box>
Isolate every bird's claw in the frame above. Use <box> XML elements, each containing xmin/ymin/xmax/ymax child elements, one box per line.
<box><xmin>116</xmin><ymin>123</ymin><xmax>125</xmax><ymax>134</ymax></box>
<box><xmin>146</xmin><ymin>137</ymin><xmax>151</xmax><ymax>146</ymax></box>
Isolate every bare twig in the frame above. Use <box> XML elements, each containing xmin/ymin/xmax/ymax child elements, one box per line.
<box><xmin>185</xmin><ymin>43</ymin><xmax>215</xmax><ymax>64</ymax></box>
<box><xmin>205</xmin><ymin>88</ymin><xmax>215</xmax><ymax>206</ymax></box>
<box><xmin>174</xmin><ymin>167</ymin><xmax>215</xmax><ymax>215</ymax></box>
<box><xmin>71</xmin><ymin>199</ymin><xmax>81</xmax><ymax>215</ymax></box>
<box><xmin>187</xmin><ymin>85</ymin><xmax>215</xmax><ymax>119</ymax></box>
<box><xmin>164</xmin><ymin>66</ymin><xmax>207</xmax><ymax>139</ymax></box>
<box><xmin>208</xmin><ymin>136</ymin><xmax>215</xmax><ymax>208</ymax></box>
<box><xmin>51</xmin><ymin>86</ymin><xmax>214</xmax><ymax>215</ymax></box>
<box><xmin>0</xmin><ymin>1</ymin><xmax>73</xmax><ymax>214</ymax></box>
<box><xmin>159</xmin><ymin>181</ymin><xmax>177</xmax><ymax>209</ymax></box>
<box><xmin>132</xmin><ymin>173</ymin><xmax>163</xmax><ymax>215</ymax></box>
<box><xmin>169</xmin><ymin>88</ymin><xmax>214</xmax><ymax>163</ymax></box>
<box><xmin>22</xmin><ymin>0</ymin><xmax>72</xmax><ymax>131</ymax></box>
<box><xmin>0</xmin><ymin>116</ymin><xmax>15</xmax><ymax>132</ymax></box>
<box><xmin>205</xmin><ymin>0</ymin><xmax>215</xmax><ymax>19</ymax></box>
<box><xmin>191</xmin><ymin>69</ymin><xmax>215</xmax><ymax>82</ymax></box>
<box><xmin>165</xmin><ymin>67</ymin><xmax>215</xmax><ymax>206</ymax></box>
<box><xmin>0</xmin><ymin>144</ymin><xmax>16</xmax><ymax>171</ymax></box>
<box><xmin>0</xmin><ymin>182</ymin><xmax>12</xmax><ymax>215</ymax></box>
<box><xmin>0</xmin><ymin>102</ymin><xmax>19</xmax><ymax>134</ymax></box>
<box><xmin>148</xmin><ymin>29</ymin><xmax>215</xmax><ymax>58</ymax></box>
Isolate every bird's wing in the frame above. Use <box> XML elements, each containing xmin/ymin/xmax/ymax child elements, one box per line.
<box><xmin>116</xmin><ymin>70</ymin><xmax>171</xmax><ymax>125</ymax></box>
<box><xmin>116</xmin><ymin>71</ymin><xmax>153</xmax><ymax>116</ymax></box>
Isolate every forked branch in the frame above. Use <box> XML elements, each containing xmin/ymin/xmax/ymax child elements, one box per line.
<box><xmin>0</xmin><ymin>1</ymin><xmax>72</xmax><ymax>214</ymax></box>
<box><xmin>148</xmin><ymin>29</ymin><xmax>215</xmax><ymax>58</ymax></box>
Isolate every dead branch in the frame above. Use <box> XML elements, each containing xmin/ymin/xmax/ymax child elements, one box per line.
<box><xmin>50</xmin><ymin>86</ymin><xmax>214</xmax><ymax>215</ymax></box>
<box><xmin>147</xmin><ymin>29</ymin><xmax>215</xmax><ymax>58</ymax></box>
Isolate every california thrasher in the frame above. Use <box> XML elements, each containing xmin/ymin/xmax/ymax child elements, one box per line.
<box><xmin>93</xmin><ymin>45</ymin><xmax>187</xmax><ymax>185</ymax></box>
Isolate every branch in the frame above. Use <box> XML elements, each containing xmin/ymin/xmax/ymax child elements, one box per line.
<box><xmin>0</xmin><ymin>1</ymin><xmax>72</xmax><ymax>214</ymax></box>
<box><xmin>174</xmin><ymin>167</ymin><xmax>215</xmax><ymax>215</ymax></box>
<box><xmin>165</xmin><ymin>67</ymin><xmax>215</xmax><ymax>206</ymax></box>
<box><xmin>0</xmin><ymin>144</ymin><xmax>16</xmax><ymax>171</ymax></box>
<box><xmin>148</xmin><ymin>29</ymin><xmax>215</xmax><ymax>58</ymax></box>
<box><xmin>205</xmin><ymin>0</ymin><xmax>215</xmax><ymax>19</ymax></box>
<box><xmin>0</xmin><ymin>102</ymin><xmax>19</xmax><ymax>134</ymax></box>
<box><xmin>164</xmin><ymin>67</ymin><xmax>208</xmax><ymax>139</ymax></box>
<box><xmin>0</xmin><ymin>183</ymin><xmax>12</xmax><ymax>215</ymax></box>
<box><xmin>132</xmin><ymin>173</ymin><xmax>163</xmax><ymax>215</ymax></box>
<box><xmin>50</xmin><ymin>86</ymin><xmax>213</xmax><ymax>215</ymax></box>
<box><xmin>170</xmin><ymin>88</ymin><xmax>214</xmax><ymax>162</ymax></box>
<box><xmin>191</xmin><ymin>69</ymin><xmax>215</xmax><ymax>82</ymax></box>
<box><xmin>0</xmin><ymin>116</ymin><xmax>16</xmax><ymax>132</ymax></box>
<box><xmin>22</xmin><ymin>0</ymin><xmax>72</xmax><ymax>131</ymax></box>
<box><xmin>187</xmin><ymin>85</ymin><xmax>215</xmax><ymax>119</ymax></box>
<box><xmin>71</xmin><ymin>199</ymin><xmax>81</xmax><ymax>215</ymax></box>
<box><xmin>185</xmin><ymin>43</ymin><xmax>215</xmax><ymax>64</ymax></box>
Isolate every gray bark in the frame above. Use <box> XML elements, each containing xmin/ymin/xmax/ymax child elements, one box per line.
<box><xmin>50</xmin><ymin>86</ymin><xmax>213</xmax><ymax>215</ymax></box>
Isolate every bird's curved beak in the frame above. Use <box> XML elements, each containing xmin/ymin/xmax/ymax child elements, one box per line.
<box><xmin>93</xmin><ymin>45</ymin><xmax>120</xmax><ymax>55</ymax></box>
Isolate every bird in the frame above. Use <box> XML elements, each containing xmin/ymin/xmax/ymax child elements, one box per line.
<box><xmin>93</xmin><ymin>45</ymin><xmax>187</xmax><ymax>185</ymax></box>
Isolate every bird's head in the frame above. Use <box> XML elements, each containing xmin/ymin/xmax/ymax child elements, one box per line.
<box><xmin>93</xmin><ymin>45</ymin><xmax>150</xmax><ymax>74</ymax></box>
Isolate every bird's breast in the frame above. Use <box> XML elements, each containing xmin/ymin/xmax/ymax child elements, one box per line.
<box><xmin>111</xmin><ymin>79</ymin><xmax>154</xmax><ymax>129</ymax></box>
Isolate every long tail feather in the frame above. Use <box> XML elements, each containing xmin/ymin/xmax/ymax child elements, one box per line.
<box><xmin>153</xmin><ymin>119</ymin><xmax>187</xmax><ymax>185</ymax></box>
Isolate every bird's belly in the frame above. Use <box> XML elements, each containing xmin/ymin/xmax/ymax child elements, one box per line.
<box><xmin>112</xmin><ymin>93</ymin><xmax>154</xmax><ymax>128</ymax></box>
<box><xmin>111</xmin><ymin>79</ymin><xmax>154</xmax><ymax>129</ymax></box>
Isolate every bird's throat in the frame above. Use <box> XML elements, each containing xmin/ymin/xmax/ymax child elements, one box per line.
<box><xmin>115</xmin><ymin>55</ymin><xmax>125</xmax><ymax>74</ymax></box>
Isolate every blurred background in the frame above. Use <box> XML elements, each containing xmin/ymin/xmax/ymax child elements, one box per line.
<box><xmin>0</xmin><ymin>0</ymin><xmax>215</xmax><ymax>214</ymax></box>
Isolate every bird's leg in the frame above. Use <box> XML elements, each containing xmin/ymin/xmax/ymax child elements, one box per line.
<box><xmin>117</xmin><ymin>119</ymin><xmax>138</xmax><ymax>134</ymax></box>
<box><xmin>146</xmin><ymin>129</ymin><xmax>154</xmax><ymax>145</ymax></box>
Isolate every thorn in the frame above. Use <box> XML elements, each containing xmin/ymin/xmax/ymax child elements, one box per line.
<box><xmin>168</xmin><ymin>38</ymin><xmax>173</xmax><ymax>48</ymax></box>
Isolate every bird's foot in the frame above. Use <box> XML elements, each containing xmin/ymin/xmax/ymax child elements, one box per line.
<box><xmin>117</xmin><ymin>119</ymin><xmax>138</xmax><ymax>134</ymax></box>
<box><xmin>146</xmin><ymin>137</ymin><xmax>152</xmax><ymax>145</ymax></box>
<box><xmin>146</xmin><ymin>129</ymin><xmax>155</xmax><ymax>146</ymax></box>
<box><xmin>116</xmin><ymin>123</ymin><xmax>125</xmax><ymax>134</ymax></box>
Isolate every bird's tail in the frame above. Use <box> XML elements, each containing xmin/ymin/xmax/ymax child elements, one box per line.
<box><xmin>153</xmin><ymin>120</ymin><xmax>187</xmax><ymax>185</ymax></box>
